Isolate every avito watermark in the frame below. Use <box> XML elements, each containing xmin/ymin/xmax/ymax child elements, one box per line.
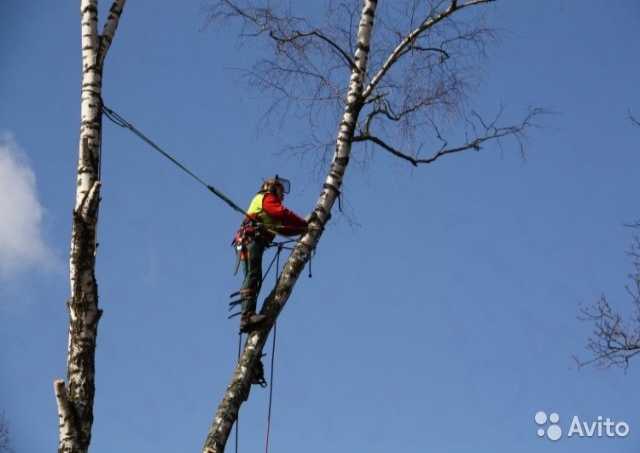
<box><xmin>535</xmin><ymin>411</ymin><xmax>630</xmax><ymax>441</ymax></box>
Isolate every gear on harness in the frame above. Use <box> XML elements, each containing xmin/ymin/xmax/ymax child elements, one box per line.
<box><xmin>251</xmin><ymin>355</ymin><xmax>268</xmax><ymax>388</ymax></box>
<box><xmin>231</xmin><ymin>220</ymin><xmax>264</xmax><ymax>275</ymax></box>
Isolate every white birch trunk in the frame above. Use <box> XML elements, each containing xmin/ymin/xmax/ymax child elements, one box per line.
<box><xmin>201</xmin><ymin>1</ymin><xmax>378</xmax><ymax>451</ymax></box>
<box><xmin>55</xmin><ymin>2</ymin><xmax>126</xmax><ymax>452</ymax></box>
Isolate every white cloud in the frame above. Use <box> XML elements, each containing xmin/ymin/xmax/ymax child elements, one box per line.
<box><xmin>0</xmin><ymin>133</ymin><xmax>55</xmax><ymax>277</ymax></box>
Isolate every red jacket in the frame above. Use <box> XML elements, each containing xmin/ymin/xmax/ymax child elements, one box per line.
<box><xmin>261</xmin><ymin>193</ymin><xmax>307</xmax><ymax>236</ymax></box>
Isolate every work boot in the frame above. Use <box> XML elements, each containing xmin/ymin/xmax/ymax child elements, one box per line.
<box><xmin>240</xmin><ymin>311</ymin><xmax>267</xmax><ymax>333</ymax></box>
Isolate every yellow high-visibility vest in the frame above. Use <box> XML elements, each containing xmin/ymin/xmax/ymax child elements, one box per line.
<box><xmin>247</xmin><ymin>193</ymin><xmax>282</xmax><ymax>232</ymax></box>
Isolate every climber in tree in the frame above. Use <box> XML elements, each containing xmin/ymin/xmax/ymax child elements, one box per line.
<box><xmin>233</xmin><ymin>176</ymin><xmax>307</xmax><ymax>333</ymax></box>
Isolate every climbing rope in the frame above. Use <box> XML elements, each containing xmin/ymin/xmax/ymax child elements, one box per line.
<box><xmin>264</xmin><ymin>245</ymin><xmax>282</xmax><ymax>453</ymax></box>
<box><xmin>235</xmin><ymin>332</ymin><xmax>242</xmax><ymax>453</ymax></box>
<box><xmin>265</xmin><ymin>321</ymin><xmax>277</xmax><ymax>453</ymax></box>
<box><xmin>229</xmin><ymin>243</ymin><xmax>284</xmax><ymax>453</ymax></box>
<box><xmin>101</xmin><ymin>101</ymin><xmax>248</xmax><ymax>217</ymax></box>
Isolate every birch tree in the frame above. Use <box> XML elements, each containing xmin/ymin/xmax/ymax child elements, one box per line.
<box><xmin>54</xmin><ymin>1</ymin><xmax>126</xmax><ymax>452</ymax></box>
<box><xmin>202</xmin><ymin>1</ymin><xmax>541</xmax><ymax>452</ymax></box>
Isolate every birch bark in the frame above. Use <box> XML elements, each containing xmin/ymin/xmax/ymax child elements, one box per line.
<box><xmin>201</xmin><ymin>1</ymin><xmax>378</xmax><ymax>452</ymax></box>
<box><xmin>55</xmin><ymin>1</ymin><xmax>126</xmax><ymax>452</ymax></box>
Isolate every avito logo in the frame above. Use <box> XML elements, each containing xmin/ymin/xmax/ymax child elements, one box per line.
<box><xmin>534</xmin><ymin>411</ymin><xmax>630</xmax><ymax>441</ymax></box>
<box><xmin>535</xmin><ymin>411</ymin><xmax>562</xmax><ymax>440</ymax></box>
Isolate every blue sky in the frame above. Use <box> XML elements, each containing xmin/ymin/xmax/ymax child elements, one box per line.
<box><xmin>1</xmin><ymin>1</ymin><xmax>640</xmax><ymax>452</ymax></box>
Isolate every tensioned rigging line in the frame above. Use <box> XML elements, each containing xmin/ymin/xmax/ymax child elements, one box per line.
<box><xmin>101</xmin><ymin>102</ymin><xmax>247</xmax><ymax>217</ymax></box>
<box><xmin>102</xmin><ymin>100</ymin><xmax>342</xmax><ymax>224</ymax></box>
<box><xmin>102</xmin><ymin>100</ymin><xmax>318</xmax><ymax>277</ymax></box>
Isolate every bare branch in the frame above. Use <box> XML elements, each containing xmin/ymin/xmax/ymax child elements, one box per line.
<box><xmin>54</xmin><ymin>380</ymin><xmax>79</xmax><ymax>450</ymax></box>
<box><xmin>576</xmin><ymin>297</ymin><xmax>640</xmax><ymax>369</ymax></box>
<box><xmin>353</xmin><ymin>133</ymin><xmax>422</xmax><ymax>165</ymax></box>
<box><xmin>208</xmin><ymin>1</ymin><xmax>355</xmax><ymax>69</ymax></box>
<box><xmin>354</xmin><ymin>107</ymin><xmax>543</xmax><ymax>166</ymax></box>
<box><xmin>399</xmin><ymin>44</ymin><xmax>450</xmax><ymax>61</ymax></box>
<box><xmin>577</xmin><ymin>224</ymin><xmax>640</xmax><ymax>369</ymax></box>
<box><xmin>362</xmin><ymin>0</ymin><xmax>495</xmax><ymax>100</ymax></box>
<box><xmin>270</xmin><ymin>29</ymin><xmax>357</xmax><ymax>70</ymax></box>
<box><xmin>98</xmin><ymin>0</ymin><xmax>126</xmax><ymax>67</ymax></box>
<box><xmin>208</xmin><ymin>0</ymin><xmax>357</xmax><ymax>142</ymax></box>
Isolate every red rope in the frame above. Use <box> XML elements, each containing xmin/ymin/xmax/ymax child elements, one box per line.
<box><xmin>264</xmin><ymin>322</ymin><xmax>277</xmax><ymax>453</ymax></box>
<box><xmin>235</xmin><ymin>332</ymin><xmax>242</xmax><ymax>453</ymax></box>
<box><xmin>264</xmin><ymin>245</ymin><xmax>282</xmax><ymax>453</ymax></box>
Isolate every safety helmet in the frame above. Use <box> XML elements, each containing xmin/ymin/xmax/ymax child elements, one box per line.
<box><xmin>261</xmin><ymin>175</ymin><xmax>290</xmax><ymax>195</ymax></box>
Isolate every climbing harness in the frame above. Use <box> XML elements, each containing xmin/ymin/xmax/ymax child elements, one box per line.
<box><xmin>231</xmin><ymin>221</ymin><xmax>266</xmax><ymax>275</ymax></box>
